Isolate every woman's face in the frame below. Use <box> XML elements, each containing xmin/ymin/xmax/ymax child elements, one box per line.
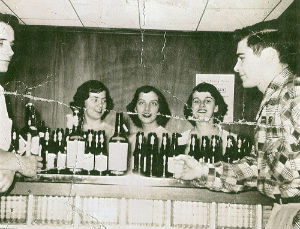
<box><xmin>191</xmin><ymin>91</ymin><xmax>218</xmax><ymax>122</ymax></box>
<box><xmin>84</xmin><ymin>91</ymin><xmax>107</xmax><ymax>120</ymax></box>
<box><xmin>135</xmin><ymin>91</ymin><xmax>160</xmax><ymax>126</ymax></box>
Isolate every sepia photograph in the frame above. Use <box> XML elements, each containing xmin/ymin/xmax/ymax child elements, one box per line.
<box><xmin>0</xmin><ymin>0</ymin><xmax>299</xmax><ymax>228</ymax></box>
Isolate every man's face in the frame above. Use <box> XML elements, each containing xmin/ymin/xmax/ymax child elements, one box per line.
<box><xmin>135</xmin><ymin>91</ymin><xmax>160</xmax><ymax>126</ymax></box>
<box><xmin>191</xmin><ymin>91</ymin><xmax>218</xmax><ymax>122</ymax></box>
<box><xmin>84</xmin><ymin>91</ymin><xmax>107</xmax><ymax>120</ymax></box>
<box><xmin>234</xmin><ymin>38</ymin><xmax>265</xmax><ymax>88</ymax></box>
<box><xmin>0</xmin><ymin>22</ymin><xmax>14</xmax><ymax>73</ymax></box>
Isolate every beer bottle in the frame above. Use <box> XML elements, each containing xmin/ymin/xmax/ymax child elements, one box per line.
<box><xmin>188</xmin><ymin>134</ymin><xmax>201</xmax><ymax>161</ymax></box>
<box><xmin>47</xmin><ymin>129</ymin><xmax>58</xmax><ymax>174</ymax></box>
<box><xmin>108</xmin><ymin>112</ymin><xmax>129</xmax><ymax>176</ymax></box>
<box><xmin>40</xmin><ymin>128</ymin><xmax>50</xmax><ymax>174</ymax></box>
<box><xmin>200</xmin><ymin>136</ymin><xmax>210</xmax><ymax>163</ymax></box>
<box><xmin>92</xmin><ymin>130</ymin><xmax>108</xmax><ymax>176</ymax></box>
<box><xmin>211</xmin><ymin>135</ymin><xmax>222</xmax><ymax>163</ymax></box>
<box><xmin>223</xmin><ymin>135</ymin><xmax>236</xmax><ymax>163</ymax></box>
<box><xmin>146</xmin><ymin>133</ymin><xmax>158</xmax><ymax>177</ymax></box>
<box><xmin>11</xmin><ymin>128</ymin><xmax>19</xmax><ymax>154</ymax></box>
<box><xmin>133</xmin><ymin>132</ymin><xmax>145</xmax><ymax>174</ymax></box>
<box><xmin>236</xmin><ymin>135</ymin><xmax>243</xmax><ymax>161</ymax></box>
<box><xmin>167</xmin><ymin>133</ymin><xmax>180</xmax><ymax>178</ymax></box>
<box><xmin>57</xmin><ymin>129</ymin><xmax>69</xmax><ymax>174</ymax></box>
<box><xmin>158</xmin><ymin>133</ymin><xmax>169</xmax><ymax>178</ymax></box>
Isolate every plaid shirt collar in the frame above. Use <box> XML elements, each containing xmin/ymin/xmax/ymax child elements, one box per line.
<box><xmin>256</xmin><ymin>68</ymin><xmax>293</xmax><ymax>121</ymax></box>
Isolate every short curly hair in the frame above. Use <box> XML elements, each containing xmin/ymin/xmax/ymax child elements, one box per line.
<box><xmin>70</xmin><ymin>80</ymin><xmax>114</xmax><ymax>120</ymax></box>
<box><xmin>184</xmin><ymin>83</ymin><xmax>228</xmax><ymax>125</ymax></box>
<box><xmin>126</xmin><ymin>85</ymin><xmax>171</xmax><ymax>128</ymax></box>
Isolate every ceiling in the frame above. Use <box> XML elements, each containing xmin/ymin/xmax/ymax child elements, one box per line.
<box><xmin>0</xmin><ymin>0</ymin><xmax>295</xmax><ymax>31</ymax></box>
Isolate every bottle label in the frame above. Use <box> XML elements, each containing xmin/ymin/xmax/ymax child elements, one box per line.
<box><xmin>47</xmin><ymin>153</ymin><xmax>56</xmax><ymax>170</ymax></box>
<box><xmin>66</xmin><ymin>140</ymin><xmax>85</xmax><ymax>169</ymax></box>
<box><xmin>31</xmin><ymin>136</ymin><xmax>40</xmax><ymax>156</ymax></box>
<box><xmin>108</xmin><ymin>142</ymin><xmax>128</xmax><ymax>171</ymax></box>
<box><xmin>95</xmin><ymin>154</ymin><xmax>107</xmax><ymax>171</ymax></box>
<box><xmin>167</xmin><ymin>156</ymin><xmax>175</xmax><ymax>173</ymax></box>
<box><xmin>82</xmin><ymin>153</ymin><xmax>94</xmax><ymax>171</ymax></box>
<box><xmin>57</xmin><ymin>152</ymin><xmax>66</xmax><ymax>170</ymax></box>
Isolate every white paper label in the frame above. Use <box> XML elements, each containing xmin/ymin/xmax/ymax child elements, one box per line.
<box><xmin>108</xmin><ymin>142</ymin><xmax>128</xmax><ymax>171</ymax></box>
<box><xmin>31</xmin><ymin>136</ymin><xmax>40</xmax><ymax>156</ymax></box>
<box><xmin>47</xmin><ymin>153</ymin><xmax>56</xmax><ymax>170</ymax></box>
<box><xmin>168</xmin><ymin>156</ymin><xmax>175</xmax><ymax>173</ymax></box>
<box><xmin>81</xmin><ymin>153</ymin><xmax>94</xmax><ymax>171</ymax></box>
<box><xmin>57</xmin><ymin>152</ymin><xmax>66</xmax><ymax>170</ymax></box>
<box><xmin>66</xmin><ymin>140</ymin><xmax>85</xmax><ymax>169</ymax></box>
<box><xmin>95</xmin><ymin>154</ymin><xmax>107</xmax><ymax>171</ymax></box>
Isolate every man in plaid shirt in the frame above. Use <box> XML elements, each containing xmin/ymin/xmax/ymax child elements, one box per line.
<box><xmin>175</xmin><ymin>25</ymin><xmax>300</xmax><ymax>228</ymax></box>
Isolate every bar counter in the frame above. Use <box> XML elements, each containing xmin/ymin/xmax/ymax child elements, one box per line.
<box><xmin>1</xmin><ymin>174</ymin><xmax>274</xmax><ymax>229</ymax></box>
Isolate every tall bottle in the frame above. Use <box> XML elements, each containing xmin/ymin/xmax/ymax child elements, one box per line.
<box><xmin>167</xmin><ymin>133</ymin><xmax>180</xmax><ymax>178</ymax></box>
<box><xmin>57</xmin><ymin>129</ymin><xmax>68</xmax><ymax>174</ymax></box>
<box><xmin>210</xmin><ymin>135</ymin><xmax>222</xmax><ymax>163</ymax></box>
<box><xmin>93</xmin><ymin>130</ymin><xmax>108</xmax><ymax>176</ymax></box>
<box><xmin>40</xmin><ymin>128</ymin><xmax>50</xmax><ymax>174</ymax></box>
<box><xmin>223</xmin><ymin>135</ymin><xmax>236</xmax><ymax>163</ymax></box>
<box><xmin>11</xmin><ymin>128</ymin><xmax>19</xmax><ymax>154</ymax></box>
<box><xmin>47</xmin><ymin>129</ymin><xmax>58</xmax><ymax>174</ymax></box>
<box><xmin>158</xmin><ymin>133</ymin><xmax>170</xmax><ymax>178</ymax></box>
<box><xmin>200</xmin><ymin>136</ymin><xmax>210</xmax><ymax>163</ymax></box>
<box><xmin>188</xmin><ymin>134</ymin><xmax>201</xmax><ymax>161</ymax></box>
<box><xmin>133</xmin><ymin>132</ymin><xmax>145</xmax><ymax>174</ymax></box>
<box><xmin>108</xmin><ymin>112</ymin><xmax>129</xmax><ymax>176</ymax></box>
<box><xmin>236</xmin><ymin>135</ymin><xmax>243</xmax><ymax>161</ymax></box>
<box><xmin>145</xmin><ymin>133</ymin><xmax>158</xmax><ymax>177</ymax></box>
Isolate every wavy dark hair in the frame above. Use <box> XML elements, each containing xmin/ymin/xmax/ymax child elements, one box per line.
<box><xmin>126</xmin><ymin>85</ymin><xmax>171</xmax><ymax>128</ymax></box>
<box><xmin>0</xmin><ymin>13</ymin><xmax>19</xmax><ymax>32</ymax></box>
<box><xmin>234</xmin><ymin>24</ymin><xmax>299</xmax><ymax>74</ymax></box>
<box><xmin>184</xmin><ymin>82</ymin><xmax>228</xmax><ymax>125</ymax></box>
<box><xmin>70</xmin><ymin>80</ymin><xmax>114</xmax><ymax>120</ymax></box>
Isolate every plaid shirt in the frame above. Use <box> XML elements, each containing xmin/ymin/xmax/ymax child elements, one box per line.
<box><xmin>192</xmin><ymin>68</ymin><xmax>300</xmax><ymax>200</ymax></box>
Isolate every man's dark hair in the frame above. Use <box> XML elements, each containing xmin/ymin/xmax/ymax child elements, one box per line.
<box><xmin>184</xmin><ymin>82</ymin><xmax>228</xmax><ymax>126</ymax></box>
<box><xmin>234</xmin><ymin>24</ymin><xmax>299</xmax><ymax>74</ymax></box>
<box><xmin>126</xmin><ymin>85</ymin><xmax>171</xmax><ymax>128</ymax></box>
<box><xmin>70</xmin><ymin>80</ymin><xmax>114</xmax><ymax>120</ymax></box>
<box><xmin>0</xmin><ymin>13</ymin><xmax>19</xmax><ymax>32</ymax></box>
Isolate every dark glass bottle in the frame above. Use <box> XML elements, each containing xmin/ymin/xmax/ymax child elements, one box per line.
<box><xmin>108</xmin><ymin>112</ymin><xmax>129</xmax><ymax>176</ymax></box>
<box><xmin>158</xmin><ymin>133</ymin><xmax>170</xmax><ymax>178</ymax></box>
<box><xmin>47</xmin><ymin>129</ymin><xmax>58</xmax><ymax>174</ymax></box>
<box><xmin>200</xmin><ymin>136</ymin><xmax>210</xmax><ymax>163</ymax></box>
<box><xmin>133</xmin><ymin>132</ymin><xmax>145</xmax><ymax>174</ymax></box>
<box><xmin>40</xmin><ymin>128</ymin><xmax>50</xmax><ymax>174</ymax></box>
<box><xmin>98</xmin><ymin>130</ymin><xmax>108</xmax><ymax>176</ymax></box>
<box><xmin>242</xmin><ymin>135</ymin><xmax>253</xmax><ymax>157</ymax></box>
<box><xmin>167</xmin><ymin>133</ymin><xmax>180</xmax><ymax>178</ymax></box>
<box><xmin>236</xmin><ymin>135</ymin><xmax>244</xmax><ymax>161</ymax></box>
<box><xmin>145</xmin><ymin>133</ymin><xmax>158</xmax><ymax>177</ymax></box>
<box><xmin>188</xmin><ymin>134</ymin><xmax>201</xmax><ymax>161</ymax></box>
<box><xmin>210</xmin><ymin>135</ymin><xmax>222</xmax><ymax>163</ymax></box>
<box><xmin>223</xmin><ymin>135</ymin><xmax>236</xmax><ymax>163</ymax></box>
<box><xmin>11</xmin><ymin>128</ymin><xmax>19</xmax><ymax>154</ymax></box>
<box><xmin>57</xmin><ymin>129</ymin><xmax>67</xmax><ymax>174</ymax></box>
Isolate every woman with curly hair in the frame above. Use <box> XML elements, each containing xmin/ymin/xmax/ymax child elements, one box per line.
<box><xmin>68</xmin><ymin>80</ymin><xmax>115</xmax><ymax>138</ymax></box>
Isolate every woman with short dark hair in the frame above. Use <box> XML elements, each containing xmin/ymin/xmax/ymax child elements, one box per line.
<box><xmin>180</xmin><ymin>82</ymin><xmax>231</xmax><ymax>154</ymax></box>
<box><xmin>126</xmin><ymin>85</ymin><xmax>171</xmax><ymax>147</ymax></box>
<box><xmin>68</xmin><ymin>80</ymin><xmax>114</xmax><ymax>137</ymax></box>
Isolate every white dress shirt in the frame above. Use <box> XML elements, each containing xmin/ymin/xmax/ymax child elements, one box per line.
<box><xmin>0</xmin><ymin>84</ymin><xmax>12</xmax><ymax>151</ymax></box>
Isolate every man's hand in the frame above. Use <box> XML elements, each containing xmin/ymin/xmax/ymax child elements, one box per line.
<box><xmin>0</xmin><ymin>170</ymin><xmax>15</xmax><ymax>193</ymax></box>
<box><xmin>16</xmin><ymin>155</ymin><xmax>43</xmax><ymax>177</ymax></box>
<box><xmin>174</xmin><ymin>155</ymin><xmax>208</xmax><ymax>180</ymax></box>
